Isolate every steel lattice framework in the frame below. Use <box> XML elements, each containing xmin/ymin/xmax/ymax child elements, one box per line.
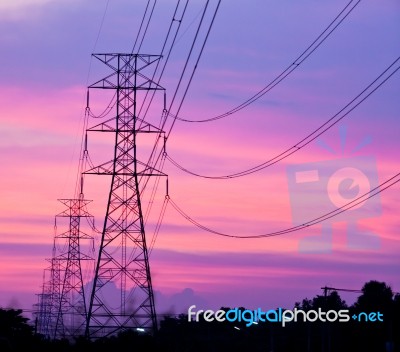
<box><xmin>53</xmin><ymin>198</ymin><xmax>94</xmax><ymax>339</ymax></box>
<box><xmin>85</xmin><ymin>53</ymin><xmax>165</xmax><ymax>338</ymax></box>
<box><xmin>34</xmin><ymin>257</ymin><xmax>62</xmax><ymax>338</ymax></box>
<box><xmin>34</xmin><ymin>198</ymin><xmax>94</xmax><ymax>339</ymax></box>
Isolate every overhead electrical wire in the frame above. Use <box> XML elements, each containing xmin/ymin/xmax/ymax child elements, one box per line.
<box><xmin>83</xmin><ymin>0</ymin><xmax>163</xmax><ymax>207</ymax></box>
<box><xmin>72</xmin><ymin>0</ymin><xmax>111</xmax><ymax>200</ymax></box>
<box><xmin>165</xmin><ymin>0</ymin><xmax>222</xmax><ymax>138</ymax></box>
<box><xmin>149</xmin><ymin>195</ymin><xmax>169</xmax><ymax>254</ymax></box>
<box><xmin>138</xmin><ymin>0</ymin><xmax>222</xmax><ymax>213</ymax></box>
<box><xmin>137</xmin><ymin>0</ymin><xmax>157</xmax><ymax>53</ymax></box>
<box><xmin>132</xmin><ymin>0</ymin><xmax>151</xmax><ymax>52</ymax></box>
<box><xmin>88</xmin><ymin>0</ymin><xmax>159</xmax><ymax>122</ymax></box>
<box><xmin>131</xmin><ymin>0</ymin><xmax>157</xmax><ymax>54</ymax></box>
<box><xmin>136</xmin><ymin>0</ymin><xmax>190</xmax><ymax>237</ymax></box>
<box><xmin>136</xmin><ymin>0</ymin><xmax>221</xmax><ymax>191</ymax></box>
<box><xmin>142</xmin><ymin>0</ymin><xmax>362</xmax><ymax>190</ymax></box>
<box><xmin>137</xmin><ymin>0</ymin><xmax>219</xmax><ymax>205</ymax></box>
<box><xmin>143</xmin><ymin>153</ymin><xmax>167</xmax><ymax>225</ymax></box>
<box><xmin>37</xmin><ymin>109</ymin><xmax>100</xmax><ymax>333</ymax></box>
<box><xmin>136</xmin><ymin>0</ymin><xmax>190</xmax><ymax>129</ymax></box>
<box><xmin>160</xmin><ymin>0</ymin><xmax>213</xmax><ymax>132</ymax></box>
<box><xmin>69</xmin><ymin>0</ymin><xmax>164</xmax><ymax>317</ymax></box>
<box><xmin>80</xmin><ymin>0</ymin><xmax>200</xmax><ymax>254</ymax></box>
<box><xmin>136</xmin><ymin>0</ymin><xmax>211</xmax><ymax>252</ymax></box>
<box><xmin>136</xmin><ymin>0</ymin><xmax>190</xmax><ymax>141</ymax></box>
<box><xmin>168</xmin><ymin>171</ymin><xmax>400</xmax><ymax>239</ymax></box>
<box><xmin>137</xmin><ymin>0</ymin><xmax>222</xmax><ymax>252</ymax></box>
<box><xmin>134</xmin><ymin>0</ymin><xmax>220</xmax><ymax>258</ymax></box>
<box><xmin>175</xmin><ymin>7</ymin><xmax>204</xmax><ymax>45</ymax></box>
<box><xmin>170</xmin><ymin>0</ymin><xmax>361</xmax><ymax>123</ymax></box>
<box><xmin>137</xmin><ymin>0</ymin><xmax>361</xmax><ymax>246</ymax></box>
<box><xmin>40</xmin><ymin>2</ymin><xmax>393</xmax><ymax>326</ymax></box>
<box><xmin>137</xmin><ymin>0</ymin><xmax>189</xmax><ymax>125</ymax></box>
<box><xmin>145</xmin><ymin>0</ymin><xmax>365</xmax><ymax>195</ymax></box>
<box><xmin>87</xmin><ymin>91</ymin><xmax>117</xmax><ymax>119</ymax></box>
<box><xmin>166</xmin><ymin>55</ymin><xmax>400</xmax><ymax>179</ymax></box>
<box><xmin>80</xmin><ymin>0</ymin><xmax>397</xmax><ymax>253</ymax></box>
<box><xmin>136</xmin><ymin>0</ymin><xmax>368</xmax><ymax>249</ymax></box>
<box><xmin>79</xmin><ymin>1</ymin><xmax>190</xmax><ymax>243</ymax></box>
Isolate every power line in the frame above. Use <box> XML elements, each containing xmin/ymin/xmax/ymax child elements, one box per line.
<box><xmin>321</xmin><ymin>286</ymin><xmax>400</xmax><ymax>295</ymax></box>
<box><xmin>129</xmin><ymin>1</ymin><xmax>222</xmax><ymax>261</ymax></box>
<box><xmin>131</xmin><ymin>0</ymin><xmax>157</xmax><ymax>54</ymax></box>
<box><xmin>168</xmin><ymin>171</ymin><xmax>400</xmax><ymax>239</ymax></box>
<box><xmin>161</xmin><ymin>0</ymin><xmax>211</xmax><ymax>132</ymax></box>
<box><xmin>322</xmin><ymin>286</ymin><xmax>362</xmax><ymax>294</ymax></box>
<box><xmin>73</xmin><ymin>0</ymin><xmax>112</xmax><ymax>200</ymax></box>
<box><xmin>171</xmin><ymin>0</ymin><xmax>361</xmax><ymax>123</ymax></box>
<box><xmin>136</xmin><ymin>0</ymin><xmax>221</xmax><ymax>218</ymax></box>
<box><xmin>92</xmin><ymin>0</ymin><xmax>110</xmax><ymax>53</ymax></box>
<box><xmin>81</xmin><ymin>0</ymin><xmax>194</xmax><ymax>254</ymax></box>
<box><xmin>165</xmin><ymin>0</ymin><xmax>222</xmax><ymax>139</ymax></box>
<box><xmin>137</xmin><ymin>0</ymin><xmax>158</xmax><ymax>53</ymax></box>
<box><xmin>166</xmin><ymin>55</ymin><xmax>400</xmax><ymax>179</ymax></box>
<box><xmin>135</xmin><ymin>1</ymin><xmax>191</xmax><ymax>249</ymax></box>
<box><xmin>137</xmin><ymin>0</ymin><xmax>189</xmax><ymax>124</ymax></box>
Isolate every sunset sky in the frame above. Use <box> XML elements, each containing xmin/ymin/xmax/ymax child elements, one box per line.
<box><xmin>0</xmin><ymin>0</ymin><xmax>399</xmax><ymax>316</ymax></box>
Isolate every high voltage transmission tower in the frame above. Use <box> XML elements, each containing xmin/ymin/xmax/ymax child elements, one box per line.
<box><xmin>34</xmin><ymin>53</ymin><xmax>167</xmax><ymax>339</ymax></box>
<box><xmin>34</xmin><ymin>257</ymin><xmax>62</xmax><ymax>338</ymax></box>
<box><xmin>84</xmin><ymin>53</ymin><xmax>166</xmax><ymax>338</ymax></box>
<box><xmin>53</xmin><ymin>198</ymin><xmax>94</xmax><ymax>339</ymax></box>
<box><xmin>34</xmin><ymin>0</ymin><xmax>220</xmax><ymax>339</ymax></box>
<box><xmin>34</xmin><ymin>197</ymin><xmax>94</xmax><ymax>339</ymax></box>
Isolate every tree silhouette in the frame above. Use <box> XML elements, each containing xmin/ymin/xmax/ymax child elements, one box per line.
<box><xmin>350</xmin><ymin>280</ymin><xmax>395</xmax><ymax>352</ymax></box>
<box><xmin>0</xmin><ymin>308</ymin><xmax>33</xmax><ymax>351</ymax></box>
<box><xmin>354</xmin><ymin>280</ymin><xmax>393</xmax><ymax>313</ymax></box>
<box><xmin>1</xmin><ymin>280</ymin><xmax>398</xmax><ymax>351</ymax></box>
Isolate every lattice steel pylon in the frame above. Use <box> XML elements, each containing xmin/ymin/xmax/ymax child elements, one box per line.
<box><xmin>84</xmin><ymin>53</ymin><xmax>166</xmax><ymax>338</ymax></box>
<box><xmin>34</xmin><ymin>197</ymin><xmax>94</xmax><ymax>339</ymax></box>
<box><xmin>52</xmin><ymin>197</ymin><xmax>94</xmax><ymax>339</ymax></box>
<box><xmin>34</xmin><ymin>257</ymin><xmax>63</xmax><ymax>338</ymax></box>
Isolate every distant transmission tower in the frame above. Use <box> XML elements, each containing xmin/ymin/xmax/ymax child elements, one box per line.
<box><xmin>34</xmin><ymin>197</ymin><xmax>94</xmax><ymax>340</ymax></box>
<box><xmin>33</xmin><ymin>291</ymin><xmax>52</xmax><ymax>337</ymax></box>
<box><xmin>34</xmin><ymin>257</ymin><xmax>62</xmax><ymax>338</ymax></box>
<box><xmin>52</xmin><ymin>197</ymin><xmax>94</xmax><ymax>339</ymax></box>
<box><xmin>84</xmin><ymin>53</ymin><xmax>165</xmax><ymax>338</ymax></box>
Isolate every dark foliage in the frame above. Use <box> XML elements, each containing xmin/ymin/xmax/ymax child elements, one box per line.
<box><xmin>0</xmin><ymin>308</ymin><xmax>34</xmax><ymax>351</ymax></box>
<box><xmin>2</xmin><ymin>280</ymin><xmax>399</xmax><ymax>351</ymax></box>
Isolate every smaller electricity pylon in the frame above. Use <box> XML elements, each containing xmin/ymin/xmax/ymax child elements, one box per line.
<box><xmin>52</xmin><ymin>197</ymin><xmax>94</xmax><ymax>339</ymax></box>
<box><xmin>34</xmin><ymin>257</ymin><xmax>62</xmax><ymax>338</ymax></box>
<box><xmin>34</xmin><ymin>196</ymin><xmax>94</xmax><ymax>340</ymax></box>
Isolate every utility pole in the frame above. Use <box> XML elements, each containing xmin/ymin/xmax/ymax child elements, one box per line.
<box><xmin>84</xmin><ymin>53</ymin><xmax>166</xmax><ymax>338</ymax></box>
<box><xmin>320</xmin><ymin>286</ymin><xmax>363</xmax><ymax>352</ymax></box>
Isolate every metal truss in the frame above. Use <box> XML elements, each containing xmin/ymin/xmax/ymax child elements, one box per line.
<box><xmin>85</xmin><ymin>54</ymin><xmax>165</xmax><ymax>338</ymax></box>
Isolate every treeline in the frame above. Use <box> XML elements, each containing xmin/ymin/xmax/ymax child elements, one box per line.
<box><xmin>1</xmin><ymin>280</ymin><xmax>399</xmax><ymax>351</ymax></box>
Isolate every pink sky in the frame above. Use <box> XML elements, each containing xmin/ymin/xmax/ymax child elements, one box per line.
<box><xmin>0</xmin><ymin>0</ymin><xmax>399</xmax><ymax>316</ymax></box>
